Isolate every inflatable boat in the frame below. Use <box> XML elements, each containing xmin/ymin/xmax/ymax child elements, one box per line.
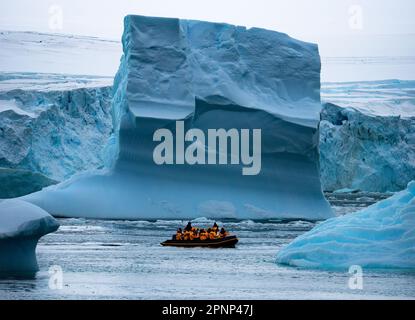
<box><xmin>161</xmin><ymin>235</ymin><xmax>239</xmax><ymax>248</ymax></box>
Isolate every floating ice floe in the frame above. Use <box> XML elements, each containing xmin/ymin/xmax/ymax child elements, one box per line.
<box><xmin>0</xmin><ymin>199</ymin><xmax>59</xmax><ymax>277</ymax></box>
<box><xmin>276</xmin><ymin>181</ymin><xmax>415</xmax><ymax>270</ymax></box>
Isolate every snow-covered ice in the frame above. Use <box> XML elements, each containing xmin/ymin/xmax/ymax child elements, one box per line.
<box><xmin>0</xmin><ymin>72</ymin><xmax>113</xmax><ymax>92</ymax></box>
<box><xmin>0</xmin><ymin>98</ymin><xmax>35</xmax><ymax>117</ymax></box>
<box><xmin>21</xmin><ymin>15</ymin><xmax>332</xmax><ymax>220</ymax></box>
<box><xmin>321</xmin><ymin>80</ymin><xmax>415</xmax><ymax>118</ymax></box>
<box><xmin>0</xmin><ymin>31</ymin><xmax>121</xmax><ymax>76</ymax></box>
<box><xmin>0</xmin><ymin>199</ymin><xmax>59</xmax><ymax>277</ymax></box>
<box><xmin>276</xmin><ymin>181</ymin><xmax>415</xmax><ymax>270</ymax></box>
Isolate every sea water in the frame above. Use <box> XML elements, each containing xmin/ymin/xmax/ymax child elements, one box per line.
<box><xmin>0</xmin><ymin>193</ymin><xmax>414</xmax><ymax>300</ymax></box>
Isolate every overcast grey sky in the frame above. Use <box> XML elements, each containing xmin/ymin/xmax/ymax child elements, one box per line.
<box><xmin>1</xmin><ymin>0</ymin><xmax>414</xmax><ymax>57</ymax></box>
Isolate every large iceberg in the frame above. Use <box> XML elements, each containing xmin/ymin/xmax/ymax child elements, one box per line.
<box><xmin>276</xmin><ymin>181</ymin><xmax>415</xmax><ymax>270</ymax></box>
<box><xmin>0</xmin><ymin>199</ymin><xmax>59</xmax><ymax>277</ymax></box>
<box><xmin>22</xmin><ymin>15</ymin><xmax>332</xmax><ymax>220</ymax></box>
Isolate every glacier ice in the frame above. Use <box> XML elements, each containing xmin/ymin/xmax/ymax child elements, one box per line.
<box><xmin>0</xmin><ymin>73</ymin><xmax>114</xmax><ymax>198</ymax></box>
<box><xmin>21</xmin><ymin>15</ymin><xmax>332</xmax><ymax>220</ymax></box>
<box><xmin>2</xmin><ymin>33</ymin><xmax>414</xmax><ymax>198</ymax></box>
<box><xmin>320</xmin><ymin>101</ymin><xmax>415</xmax><ymax>192</ymax></box>
<box><xmin>0</xmin><ymin>199</ymin><xmax>59</xmax><ymax>277</ymax></box>
<box><xmin>276</xmin><ymin>181</ymin><xmax>415</xmax><ymax>270</ymax></box>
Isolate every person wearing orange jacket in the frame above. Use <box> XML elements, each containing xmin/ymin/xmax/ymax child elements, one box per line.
<box><xmin>208</xmin><ymin>228</ymin><xmax>217</xmax><ymax>240</ymax></box>
<box><xmin>175</xmin><ymin>228</ymin><xmax>183</xmax><ymax>241</ymax></box>
<box><xmin>183</xmin><ymin>230</ymin><xmax>191</xmax><ymax>240</ymax></box>
<box><xmin>199</xmin><ymin>229</ymin><xmax>208</xmax><ymax>241</ymax></box>
<box><xmin>190</xmin><ymin>229</ymin><xmax>199</xmax><ymax>240</ymax></box>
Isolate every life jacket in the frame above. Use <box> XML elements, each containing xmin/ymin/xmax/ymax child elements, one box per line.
<box><xmin>183</xmin><ymin>231</ymin><xmax>191</xmax><ymax>241</ymax></box>
<box><xmin>176</xmin><ymin>232</ymin><xmax>183</xmax><ymax>241</ymax></box>
<box><xmin>209</xmin><ymin>231</ymin><xmax>217</xmax><ymax>240</ymax></box>
<box><xmin>200</xmin><ymin>232</ymin><xmax>208</xmax><ymax>241</ymax></box>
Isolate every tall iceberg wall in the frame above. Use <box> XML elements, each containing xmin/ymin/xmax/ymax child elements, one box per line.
<box><xmin>22</xmin><ymin>15</ymin><xmax>332</xmax><ymax>220</ymax></box>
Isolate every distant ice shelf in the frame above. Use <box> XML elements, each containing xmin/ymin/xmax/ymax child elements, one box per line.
<box><xmin>0</xmin><ymin>31</ymin><xmax>121</xmax><ymax>76</ymax></box>
<box><xmin>321</xmin><ymin>80</ymin><xmax>415</xmax><ymax>118</ymax></box>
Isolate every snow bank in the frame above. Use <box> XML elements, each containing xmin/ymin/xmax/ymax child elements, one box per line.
<box><xmin>0</xmin><ymin>199</ymin><xmax>59</xmax><ymax>277</ymax></box>
<box><xmin>320</xmin><ymin>102</ymin><xmax>415</xmax><ymax>192</ymax></box>
<box><xmin>276</xmin><ymin>181</ymin><xmax>415</xmax><ymax>270</ymax></box>
<box><xmin>22</xmin><ymin>15</ymin><xmax>332</xmax><ymax>220</ymax></box>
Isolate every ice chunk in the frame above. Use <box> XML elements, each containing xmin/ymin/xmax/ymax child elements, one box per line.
<box><xmin>22</xmin><ymin>15</ymin><xmax>332</xmax><ymax>220</ymax></box>
<box><xmin>0</xmin><ymin>200</ymin><xmax>59</xmax><ymax>278</ymax></box>
<box><xmin>276</xmin><ymin>181</ymin><xmax>415</xmax><ymax>270</ymax></box>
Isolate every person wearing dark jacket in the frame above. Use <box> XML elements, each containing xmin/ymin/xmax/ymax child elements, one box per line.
<box><xmin>184</xmin><ymin>222</ymin><xmax>192</xmax><ymax>232</ymax></box>
<box><xmin>220</xmin><ymin>228</ymin><xmax>228</xmax><ymax>238</ymax></box>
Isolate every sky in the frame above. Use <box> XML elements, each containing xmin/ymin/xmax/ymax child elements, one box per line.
<box><xmin>0</xmin><ymin>0</ymin><xmax>414</xmax><ymax>39</ymax></box>
<box><xmin>0</xmin><ymin>0</ymin><xmax>414</xmax><ymax>80</ymax></box>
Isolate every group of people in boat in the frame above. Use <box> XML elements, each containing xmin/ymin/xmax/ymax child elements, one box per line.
<box><xmin>175</xmin><ymin>222</ymin><xmax>229</xmax><ymax>241</ymax></box>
